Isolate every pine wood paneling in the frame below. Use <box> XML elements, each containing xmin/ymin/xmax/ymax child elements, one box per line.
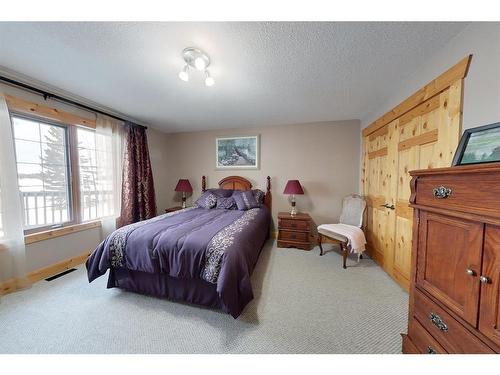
<box><xmin>0</xmin><ymin>250</ymin><xmax>91</xmax><ymax>296</ymax></box>
<box><xmin>4</xmin><ymin>94</ymin><xmax>96</xmax><ymax>128</ymax></box>
<box><xmin>362</xmin><ymin>55</ymin><xmax>471</xmax><ymax>137</ymax></box>
<box><xmin>361</xmin><ymin>56</ymin><xmax>469</xmax><ymax>290</ymax></box>
<box><xmin>24</xmin><ymin>221</ymin><xmax>101</xmax><ymax>245</ymax></box>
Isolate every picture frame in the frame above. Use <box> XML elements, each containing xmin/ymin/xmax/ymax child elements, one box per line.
<box><xmin>216</xmin><ymin>135</ymin><xmax>259</xmax><ymax>169</ymax></box>
<box><xmin>452</xmin><ymin>122</ymin><xmax>500</xmax><ymax>166</ymax></box>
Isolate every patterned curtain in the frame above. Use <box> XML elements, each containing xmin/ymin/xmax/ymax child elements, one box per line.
<box><xmin>118</xmin><ymin>122</ymin><xmax>156</xmax><ymax>227</ymax></box>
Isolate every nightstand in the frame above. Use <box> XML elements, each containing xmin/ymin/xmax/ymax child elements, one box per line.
<box><xmin>277</xmin><ymin>212</ymin><xmax>312</xmax><ymax>250</ymax></box>
<box><xmin>165</xmin><ymin>206</ymin><xmax>183</xmax><ymax>213</ymax></box>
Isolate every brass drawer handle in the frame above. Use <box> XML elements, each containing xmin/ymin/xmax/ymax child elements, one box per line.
<box><xmin>432</xmin><ymin>186</ymin><xmax>452</xmax><ymax>199</ymax></box>
<box><xmin>429</xmin><ymin>312</ymin><xmax>448</xmax><ymax>332</ymax></box>
<box><xmin>427</xmin><ymin>346</ymin><xmax>437</xmax><ymax>354</ymax></box>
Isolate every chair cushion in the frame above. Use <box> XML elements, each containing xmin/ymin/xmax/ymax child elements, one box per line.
<box><xmin>317</xmin><ymin>225</ymin><xmax>348</xmax><ymax>242</ymax></box>
<box><xmin>317</xmin><ymin>223</ymin><xmax>367</xmax><ymax>254</ymax></box>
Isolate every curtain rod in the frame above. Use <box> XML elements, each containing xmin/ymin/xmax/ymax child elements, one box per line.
<box><xmin>0</xmin><ymin>75</ymin><xmax>147</xmax><ymax>129</ymax></box>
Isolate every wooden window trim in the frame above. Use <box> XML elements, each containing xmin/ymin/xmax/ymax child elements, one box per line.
<box><xmin>6</xmin><ymin>95</ymin><xmax>108</xmax><ymax>240</ymax></box>
<box><xmin>4</xmin><ymin>94</ymin><xmax>96</xmax><ymax>129</ymax></box>
<box><xmin>24</xmin><ymin>220</ymin><xmax>101</xmax><ymax>245</ymax></box>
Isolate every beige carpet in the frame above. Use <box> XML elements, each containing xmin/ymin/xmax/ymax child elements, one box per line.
<box><xmin>0</xmin><ymin>240</ymin><xmax>408</xmax><ymax>353</ymax></box>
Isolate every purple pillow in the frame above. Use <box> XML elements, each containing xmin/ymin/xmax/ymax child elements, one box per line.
<box><xmin>233</xmin><ymin>190</ymin><xmax>259</xmax><ymax>210</ymax></box>
<box><xmin>195</xmin><ymin>192</ymin><xmax>217</xmax><ymax>209</ymax></box>
<box><xmin>252</xmin><ymin>189</ymin><xmax>265</xmax><ymax>204</ymax></box>
<box><xmin>216</xmin><ymin>197</ymin><xmax>236</xmax><ymax>210</ymax></box>
<box><xmin>206</xmin><ymin>188</ymin><xmax>234</xmax><ymax>198</ymax></box>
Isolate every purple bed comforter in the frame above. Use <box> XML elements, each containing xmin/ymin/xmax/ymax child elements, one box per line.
<box><xmin>86</xmin><ymin>206</ymin><xmax>271</xmax><ymax>317</ymax></box>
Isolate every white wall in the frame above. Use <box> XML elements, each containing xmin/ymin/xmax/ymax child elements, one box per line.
<box><xmin>362</xmin><ymin>22</ymin><xmax>500</xmax><ymax>132</ymax></box>
<box><xmin>147</xmin><ymin>127</ymin><xmax>175</xmax><ymax>213</ymax></box>
<box><xmin>164</xmin><ymin>120</ymin><xmax>361</xmax><ymax>227</ymax></box>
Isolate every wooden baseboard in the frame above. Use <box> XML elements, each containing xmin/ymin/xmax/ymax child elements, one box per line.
<box><xmin>0</xmin><ymin>250</ymin><xmax>91</xmax><ymax>296</ymax></box>
<box><xmin>392</xmin><ymin>267</ymin><xmax>410</xmax><ymax>292</ymax></box>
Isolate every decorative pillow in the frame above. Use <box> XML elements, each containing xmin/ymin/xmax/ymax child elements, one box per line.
<box><xmin>195</xmin><ymin>192</ymin><xmax>217</xmax><ymax>209</ymax></box>
<box><xmin>252</xmin><ymin>189</ymin><xmax>265</xmax><ymax>204</ymax></box>
<box><xmin>206</xmin><ymin>188</ymin><xmax>234</xmax><ymax>198</ymax></box>
<box><xmin>233</xmin><ymin>190</ymin><xmax>259</xmax><ymax>211</ymax></box>
<box><xmin>216</xmin><ymin>196</ymin><xmax>236</xmax><ymax>210</ymax></box>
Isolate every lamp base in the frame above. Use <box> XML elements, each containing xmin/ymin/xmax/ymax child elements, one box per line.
<box><xmin>290</xmin><ymin>196</ymin><xmax>297</xmax><ymax>216</ymax></box>
<box><xmin>182</xmin><ymin>194</ymin><xmax>187</xmax><ymax>209</ymax></box>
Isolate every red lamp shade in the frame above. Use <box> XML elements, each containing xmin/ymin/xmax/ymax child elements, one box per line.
<box><xmin>283</xmin><ymin>180</ymin><xmax>304</xmax><ymax>195</ymax></box>
<box><xmin>175</xmin><ymin>179</ymin><xmax>193</xmax><ymax>193</ymax></box>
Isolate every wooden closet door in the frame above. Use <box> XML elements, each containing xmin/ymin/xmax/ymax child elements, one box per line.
<box><xmin>479</xmin><ymin>225</ymin><xmax>500</xmax><ymax>348</ymax></box>
<box><xmin>362</xmin><ymin>122</ymin><xmax>396</xmax><ymax>271</ymax></box>
<box><xmin>361</xmin><ymin>56</ymin><xmax>471</xmax><ymax>291</ymax></box>
<box><xmin>392</xmin><ymin>84</ymin><xmax>462</xmax><ymax>289</ymax></box>
<box><xmin>362</xmin><ymin>80</ymin><xmax>464</xmax><ymax>291</ymax></box>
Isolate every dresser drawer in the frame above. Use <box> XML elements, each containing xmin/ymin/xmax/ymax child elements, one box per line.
<box><xmin>279</xmin><ymin>218</ymin><xmax>309</xmax><ymax>231</ymax></box>
<box><xmin>415</xmin><ymin>173</ymin><xmax>500</xmax><ymax>218</ymax></box>
<box><xmin>408</xmin><ymin>317</ymin><xmax>447</xmax><ymax>354</ymax></box>
<box><xmin>278</xmin><ymin>230</ymin><xmax>309</xmax><ymax>242</ymax></box>
<box><xmin>414</xmin><ymin>289</ymin><xmax>494</xmax><ymax>353</ymax></box>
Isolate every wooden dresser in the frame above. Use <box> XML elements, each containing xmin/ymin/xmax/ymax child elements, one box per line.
<box><xmin>402</xmin><ymin>163</ymin><xmax>500</xmax><ymax>354</ymax></box>
<box><xmin>277</xmin><ymin>212</ymin><xmax>312</xmax><ymax>250</ymax></box>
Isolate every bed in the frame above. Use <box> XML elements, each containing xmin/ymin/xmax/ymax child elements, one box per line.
<box><xmin>86</xmin><ymin>175</ymin><xmax>272</xmax><ymax>318</ymax></box>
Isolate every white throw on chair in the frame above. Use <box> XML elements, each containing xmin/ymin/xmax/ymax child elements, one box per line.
<box><xmin>317</xmin><ymin>194</ymin><xmax>367</xmax><ymax>269</ymax></box>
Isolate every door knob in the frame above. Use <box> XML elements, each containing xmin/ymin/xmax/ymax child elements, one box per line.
<box><xmin>466</xmin><ymin>268</ymin><xmax>476</xmax><ymax>276</ymax></box>
<box><xmin>479</xmin><ymin>276</ymin><xmax>490</xmax><ymax>284</ymax></box>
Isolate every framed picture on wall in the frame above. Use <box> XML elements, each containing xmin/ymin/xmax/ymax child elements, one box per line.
<box><xmin>216</xmin><ymin>135</ymin><xmax>259</xmax><ymax>169</ymax></box>
<box><xmin>452</xmin><ymin>122</ymin><xmax>500</xmax><ymax>166</ymax></box>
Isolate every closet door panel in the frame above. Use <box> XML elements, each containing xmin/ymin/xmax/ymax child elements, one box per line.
<box><xmin>361</xmin><ymin>78</ymin><xmax>464</xmax><ymax>291</ymax></box>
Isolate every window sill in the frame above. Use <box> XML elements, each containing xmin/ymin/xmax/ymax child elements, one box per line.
<box><xmin>24</xmin><ymin>221</ymin><xmax>102</xmax><ymax>245</ymax></box>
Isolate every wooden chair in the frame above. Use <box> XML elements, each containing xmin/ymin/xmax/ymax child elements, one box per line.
<box><xmin>317</xmin><ymin>194</ymin><xmax>367</xmax><ymax>269</ymax></box>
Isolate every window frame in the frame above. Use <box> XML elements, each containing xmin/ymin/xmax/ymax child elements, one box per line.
<box><xmin>10</xmin><ymin>112</ymin><xmax>87</xmax><ymax>235</ymax></box>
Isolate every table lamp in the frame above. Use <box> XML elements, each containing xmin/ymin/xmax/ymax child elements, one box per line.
<box><xmin>175</xmin><ymin>179</ymin><xmax>193</xmax><ymax>208</ymax></box>
<box><xmin>283</xmin><ymin>180</ymin><xmax>304</xmax><ymax>216</ymax></box>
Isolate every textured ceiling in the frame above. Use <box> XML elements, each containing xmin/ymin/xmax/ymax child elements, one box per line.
<box><xmin>0</xmin><ymin>22</ymin><xmax>468</xmax><ymax>132</ymax></box>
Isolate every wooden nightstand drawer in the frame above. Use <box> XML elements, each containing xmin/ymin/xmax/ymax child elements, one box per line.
<box><xmin>277</xmin><ymin>212</ymin><xmax>312</xmax><ymax>251</ymax></box>
<box><xmin>279</xmin><ymin>218</ymin><xmax>309</xmax><ymax>231</ymax></box>
<box><xmin>278</xmin><ymin>230</ymin><xmax>309</xmax><ymax>242</ymax></box>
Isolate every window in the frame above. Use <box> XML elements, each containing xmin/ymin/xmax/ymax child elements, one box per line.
<box><xmin>77</xmin><ymin>127</ymin><xmax>115</xmax><ymax>221</ymax></box>
<box><xmin>11</xmin><ymin>113</ymin><xmax>118</xmax><ymax>234</ymax></box>
<box><xmin>12</xmin><ymin>116</ymin><xmax>72</xmax><ymax>231</ymax></box>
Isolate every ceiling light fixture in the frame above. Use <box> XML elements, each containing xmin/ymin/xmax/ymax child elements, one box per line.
<box><xmin>204</xmin><ymin>71</ymin><xmax>215</xmax><ymax>87</ymax></box>
<box><xmin>178</xmin><ymin>47</ymin><xmax>215</xmax><ymax>86</ymax></box>
<box><xmin>178</xmin><ymin>65</ymin><xmax>189</xmax><ymax>82</ymax></box>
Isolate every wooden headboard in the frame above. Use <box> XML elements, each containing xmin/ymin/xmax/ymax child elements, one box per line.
<box><xmin>202</xmin><ymin>175</ymin><xmax>272</xmax><ymax>211</ymax></box>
